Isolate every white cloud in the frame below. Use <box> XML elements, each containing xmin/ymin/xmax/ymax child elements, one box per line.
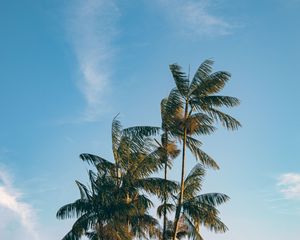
<box><xmin>0</xmin><ymin>169</ymin><xmax>39</xmax><ymax>240</ymax></box>
<box><xmin>157</xmin><ymin>0</ymin><xmax>233</xmax><ymax>36</ymax></box>
<box><xmin>66</xmin><ymin>0</ymin><xmax>119</xmax><ymax>121</ymax></box>
<box><xmin>278</xmin><ymin>173</ymin><xmax>300</xmax><ymax>200</ymax></box>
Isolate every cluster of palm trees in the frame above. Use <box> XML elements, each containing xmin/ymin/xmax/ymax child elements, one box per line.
<box><xmin>57</xmin><ymin>59</ymin><xmax>241</xmax><ymax>240</ymax></box>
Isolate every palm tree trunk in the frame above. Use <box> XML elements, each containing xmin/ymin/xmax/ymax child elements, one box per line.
<box><xmin>172</xmin><ymin>101</ymin><xmax>189</xmax><ymax>240</ymax></box>
<box><xmin>126</xmin><ymin>193</ymin><xmax>130</xmax><ymax>236</ymax></box>
<box><xmin>162</xmin><ymin>150</ymin><xmax>168</xmax><ymax>240</ymax></box>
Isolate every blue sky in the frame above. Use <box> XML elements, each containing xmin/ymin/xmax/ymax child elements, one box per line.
<box><xmin>0</xmin><ymin>0</ymin><xmax>300</xmax><ymax>239</ymax></box>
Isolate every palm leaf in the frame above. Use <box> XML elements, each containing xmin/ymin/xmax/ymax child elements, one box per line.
<box><xmin>180</xmin><ymin>214</ymin><xmax>204</xmax><ymax>240</ymax></box>
<box><xmin>194</xmin><ymin>193</ymin><xmax>230</xmax><ymax>206</ymax></box>
<box><xmin>75</xmin><ymin>180</ymin><xmax>91</xmax><ymax>200</ymax></box>
<box><xmin>193</xmin><ymin>71</ymin><xmax>231</xmax><ymax>95</ymax></box>
<box><xmin>135</xmin><ymin>178</ymin><xmax>178</xmax><ymax>199</ymax></box>
<box><xmin>61</xmin><ymin>228</ymin><xmax>82</xmax><ymax>240</ymax></box>
<box><xmin>185</xmin><ymin>113</ymin><xmax>215</xmax><ymax>136</ymax></box>
<box><xmin>204</xmin><ymin>107</ymin><xmax>241</xmax><ymax>130</ymax></box>
<box><xmin>169</xmin><ymin>64</ymin><xmax>190</xmax><ymax>98</ymax></box>
<box><xmin>80</xmin><ymin>153</ymin><xmax>115</xmax><ymax>174</ymax></box>
<box><xmin>157</xmin><ymin>203</ymin><xmax>175</xmax><ymax>218</ymax></box>
<box><xmin>198</xmin><ymin>95</ymin><xmax>240</xmax><ymax>108</ymax></box>
<box><xmin>186</xmin><ymin>141</ymin><xmax>219</xmax><ymax>169</ymax></box>
<box><xmin>112</xmin><ymin>115</ymin><xmax>122</xmax><ymax>159</ymax></box>
<box><xmin>56</xmin><ymin>199</ymin><xmax>91</xmax><ymax>219</ymax></box>
<box><xmin>184</xmin><ymin>164</ymin><xmax>205</xmax><ymax>199</ymax></box>
<box><xmin>190</xmin><ymin>59</ymin><xmax>214</xmax><ymax>93</ymax></box>
<box><xmin>123</xmin><ymin>126</ymin><xmax>160</xmax><ymax>138</ymax></box>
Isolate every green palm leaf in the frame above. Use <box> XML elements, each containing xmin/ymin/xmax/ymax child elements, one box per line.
<box><xmin>181</xmin><ymin>214</ymin><xmax>204</xmax><ymax>240</ymax></box>
<box><xmin>193</xmin><ymin>71</ymin><xmax>231</xmax><ymax>95</ymax></box>
<box><xmin>205</xmin><ymin>107</ymin><xmax>241</xmax><ymax>130</ymax></box>
<box><xmin>194</xmin><ymin>193</ymin><xmax>230</xmax><ymax>206</ymax></box>
<box><xmin>184</xmin><ymin>164</ymin><xmax>205</xmax><ymax>199</ymax></box>
<box><xmin>186</xmin><ymin>141</ymin><xmax>219</xmax><ymax>169</ymax></box>
<box><xmin>157</xmin><ymin>203</ymin><xmax>176</xmax><ymax>218</ymax></box>
<box><xmin>169</xmin><ymin>64</ymin><xmax>190</xmax><ymax>98</ymax></box>
<box><xmin>190</xmin><ymin>59</ymin><xmax>214</xmax><ymax>93</ymax></box>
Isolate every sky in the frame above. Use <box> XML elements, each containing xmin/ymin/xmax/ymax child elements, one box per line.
<box><xmin>0</xmin><ymin>0</ymin><xmax>300</xmax><ymax>239</ymax></box>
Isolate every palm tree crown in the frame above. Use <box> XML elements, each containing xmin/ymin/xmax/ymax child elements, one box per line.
<box><xmin>168</xmin><ymin>60</ymin><xmax>241</xmax><ymax>239</ymax></box>
<box><xmin>57</xmin><ymin>118</ymin><xmax>177</xmax><ymax>240</ymax></box>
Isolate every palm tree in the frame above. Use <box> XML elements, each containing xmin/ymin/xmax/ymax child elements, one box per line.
<box><xmin>158</xmin><ymin>97</ymin><xmax>181</xmax><ymax>240</ymax></box>
<box><xmin>57</xmin><ymin>117</ymin><xmax>177</xmax><ymax>240</ymax></box>
<box><xmin>56</xmin><ymin>166</ymin><xmax>148</xmax><ymax>240</ymax></box>
<box><xmin>169</xmin><ymin>60</ymin><xmax>241</xmax><ymax>239</ymax></box>
<box><xmin>180</xmin><ymin>164</ymin><xmax>229</xmax><ymax>240</ymax></box>
<box><xmin>158</xmin><ymin>91</ymin><xmax>216</xmax><ymax>240</ymax></box>
<box><xmin>158</xmin><ymin>164</ymin><xmax>229</xmax><ymax>240</ymax></box>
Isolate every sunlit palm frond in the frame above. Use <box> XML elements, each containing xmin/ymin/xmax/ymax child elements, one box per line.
<box><xmin>182</xmin><ymin>196</ymin><xmax>229</xmax><ymax>234</ymax></box>
<box><xmin>183</xmin><ymin>164</ymin><xmax>205</xmax><ymax>200</ymax></box>
<box><xmin>192</xmin><ymin>70</ymin><xmax>231</xmax><ymax>96</ymax></box>
<box><xmin>185</xmin><ymin>113</ymin><xmax>216</xmax><ymax>136</ymax></box>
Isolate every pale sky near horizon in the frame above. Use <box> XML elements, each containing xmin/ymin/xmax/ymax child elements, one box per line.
<box><xmin>0</xmin><ymin>0</ymin><xmax>300</xmax><ymax>239</ymax></box>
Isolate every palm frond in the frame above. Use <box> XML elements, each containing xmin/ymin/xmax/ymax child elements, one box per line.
<box><xmin>61</xmin><ymin>228</ymin><xmax>82</xmax><ymax>240</ymax></box>
<box><xmin>181</xmin><ymin>214</ymin><xmax>204</xmax><ymax>240</ymax></box>
<box><xmin>186</xmin><ymin>136</ymin><xmax>202</xmax><ymax>148</ymax></box>
<box><xmin>203</xmin><ymin>215</ymin><xmax>228</xmax><ymax>233</ymax></box>
<box><xmin>135</xmin><ymin>178</ymin><xmax>178</xmax><ymax>199</ymax></box>
<box><xmin>157</xmin><ymin>203</ymin><xmax>175</xmax><ymax>218</ymax></box>
<box><xmin>80</xmin><ymin>153</ymin><xmax>115</xmax><ymax>174</ymax></box>
<box><xmin>184</xmin><ymin>164</ymin><xmax>205</xmax><ymax>199</ymax></box>
<box><xmin>129</xmin><ymin>147</ymin><xmax>165</xmax><ymax>178</ymax></box>
<box><xmin>123</xmin><ymin>126</ymin><xmax>160</xmax><ymax>138</ymax></box>
<box><xmin>185</xmin><ymin>113</ymin><xmax>216</xmax><ymax>136</ymax></box>
<box><xmin>169</xmin><ymin>64</ymin><xmax>190</xmax><ymax>98</ymax></box>
<box><xmin>182</xmin><ymin>197</ymin><xmax>229</xmax><ymax>233</ymax></box>
<box><xmin>205</xmin><ymin>107</ymin><xmax>241</xmax><ymax>130</ymax></box>
<box><xmin>198</xmin><ymin>95</ymin><xmax>240</xmax><ymax>108</ymax></box>
<box><xmin>194</xmin><ymin>193</ymin><xmax>230</xmax><ymax>206</ymax></box>
<box><xmin>75</xmin><ymin>180</ymin><xmax>91</xmax><ymax>200</ymax></box>
<box><xmin>193</xmin><ymin>71</ymin><xmax>231</xmax><ymax>95</ymax></box>
<box><xmin>56</xmin><ymin>199</ymin><xmax>90</xmax><ymax>219</ymax></box>
<box><xmin>112</xmin><ymin>115</ymin><xmax>122</xmax><ymax>159</ymax></box>
<box><xmin>186</xmin><ymin>141</ymin><xmax>219</xmax><ymax>169</ymax></box>
<box><xmin>190</xmin><ymin>59</ymin><xmax>214</xmax><ymax>93</ymax></box>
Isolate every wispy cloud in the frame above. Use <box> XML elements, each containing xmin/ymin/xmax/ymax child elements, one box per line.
<box><xmin>0</xmin><ymin>168</ymin><xmax>39</xmax><ymax>240</ymax></box>
<box><xmin>66</xmin><ymin>0</ymin><xmax>119</xmax><ymax>121</ymax></box>
<box><xmin>157</xmin><ymin>0</ymin><xmax>234</xmax><ymax>36</ymax></box>
<box><xmin>278</xmin><ymin>173</ymin><xmax>300</xmax><ymax>200</ymax></box>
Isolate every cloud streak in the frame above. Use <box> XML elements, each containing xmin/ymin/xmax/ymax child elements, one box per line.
<box><xmin>158</xmin><ymin>0</ymin><xmax>234</xmax><ymax>36</ymax></box>
<box><xmin>278</xmin><ymin>173</ymin><xmax>300</xmax><ymax>200</ymax></box>
<box><xmin>66</xmin><ymin>0</ymin><xmax>119</xmax><ymax>121</ymax></box>
<box><xmin>0</xmin><ymin>169</ymin><xmax>39</xmax><ymax>240</ymax></box>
